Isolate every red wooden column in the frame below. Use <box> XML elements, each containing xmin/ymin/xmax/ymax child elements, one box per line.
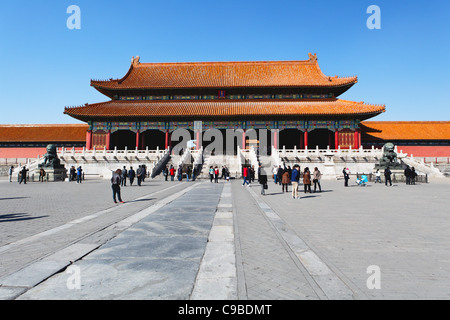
<box><xmin>304</xmin><ymin>130</ymin><xmax>308</xmax><ymax>149</ymax></box>
<box><xmin>106</xmin><ymin>130</ymin><xmax>111</xmax><ymax>150</ymax></box>
<box><xmin>85</xmin><ymin>130</ymin><xmax>92</xmax><ymax>150</ymax></box>
<box><xmin>165</xmin><ymin>130</ymin><xmax>169</xmax><ymax>149</ymax></box>
<box><xmin>273</xmin><ymin>129</ymin><xmax>278</xmax><ymax>149</ymax></box>
<box><xmin>358</xmin><ymin>129</ymin><xmax>362</xmax><ymax>148</ymax></box>
<box><xmin>354</xmin><ymin>129</ymin><xmax>361</xmax><ymax>149</ymax></box>
<box><xmin>242</xmin><ymin>129</ymin><xmax>246</xmax><ymax>149</ymax></box>
<box><xmin>136</xmin><ymin>130</ymin><xmax>140</xmax><ymax>149</ymax></box>
<box><xmin>196</xmin><ymin>130</ymin><xmax>200</xmax><ymax>150</ymax></box>
<box><xmin>335</xmin><ymin>130</ymin><xmax>339</xmax><ymax>149</ymax></box>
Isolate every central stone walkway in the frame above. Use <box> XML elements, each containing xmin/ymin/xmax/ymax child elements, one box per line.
<box><xmin>15</xmin><ymin>182</ymin><xmax>224</xmax><ymax>299</ymax></box>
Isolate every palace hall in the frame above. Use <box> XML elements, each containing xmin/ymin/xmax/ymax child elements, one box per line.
<box><xmin>63</xmin><ymin>54</ymin><xmax>385</xmax><ymax>153</ymax></box>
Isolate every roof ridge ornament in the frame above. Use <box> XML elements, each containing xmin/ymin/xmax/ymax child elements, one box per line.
<box><xmin>308</xmin><ymin>52</ymin><xmax>318</xmax><ymax>63</ymax></box>
<box><xmin>131</xmin><ymin>56</ymin><xmax>140</xmax><ymax>66</ymax></box>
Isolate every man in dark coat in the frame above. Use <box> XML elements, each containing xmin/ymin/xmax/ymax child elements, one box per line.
<box><xmin>111</xmin><ymin>169</ymin><xmax>124</xmax><ymax>204</ymax></box>
<box><xmin>163</xmin><ymin>165</ymin><xmax>169</xmax><ymax>181</ymax></box>
<box><xmin>291</xmin><ymin>165</ymin><xmax>300</xmax><ymax>199</ymax></box>
<box><xmin>121</xmin><ymin>166</ymin><xmax>128</xmax><ymax>186</ymax></box>
<box><xmin>404</xmin><ymin>165</ymin><xmax>411</xmax><ymax>185</ymax></box>
<box><xmin>258</xmin><ymin>165</ymin><xmax>268</xmax><ymax>195</ymax></box>
<box><xmin>19</xmin><ymin>166</ymin><xmax>28</xmax><ymax>184</ymax></box>
<box><xmin>276</xmin><ymin>165</ymin><xmax>283</xmax><ymax>185</ymax></box>
<box><xmin>136</xmin><ymin>165</ymin><xmax>143</xmax><ymax>186</ymax></box>
<box><xmin>128</xmin><ymin>166</ymin><xmax>136</xmax><ymax>186</ymax></box>
<box><xmin>343</xmin><ymin>168</ymin><xmax>350</xmax><ymax>187</ymax></box>
<box><xmin>384</xmin><ymin>167</ymin><xmax>392</xmax><ymax>186</ymax></box>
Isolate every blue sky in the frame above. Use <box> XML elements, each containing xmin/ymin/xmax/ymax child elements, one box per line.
<box><xmin>0</xmin><ymin>0</ymin><xmax>449</xmax><ymax>124</ymax></box>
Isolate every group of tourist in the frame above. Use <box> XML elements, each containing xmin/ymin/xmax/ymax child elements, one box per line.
<box><xmin>404</xmin><ymin>165</ymin><xmax>418</xmax><ymax>185</ymax></box>
<box><xmin>162</xmin><ymin>164</ymin><xmax>199</xmax><ymax>182</ymax></box>
<box><xmin>245</xmin><ymin>164</ymin><xmax>322</xmax><ymax>198</ymax></box>
<box><xmin>119</xmin><ymin>165</ymin><xmax>148</xmax><ymax>186</ymax></box>
<box><xmin>13</xmin><ymin>165</ymin><xmax>83</xmax><ymax>184</ymax></box>
<box><xmin>68</xmin><ymin>166</ymin><xmax>83</xmax><ymax>183</ymax></box>
<box><xmin>276</xmin><ymin>165</ymin><xmax>322</xmax><ymax>199</ymax></box>
<box><xmin>209</xmin><ymin>165</ymin><xmax>230</xmax><ymax>183</ymax></box>
<box><xmin>110</xmin><ymin>164</ymin><xmax>148</xmax><ymax>204</ymax></box>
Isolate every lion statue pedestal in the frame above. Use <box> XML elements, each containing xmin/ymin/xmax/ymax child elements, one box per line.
<box><xmin>374</xmin><ymin>142</ymin><xmax>404</xmax><ymax>178</ymax></box>
<box><xmin>35</xmin><ymin>144</ymin><xmax>66</xmax><ymax>181</ymax></box>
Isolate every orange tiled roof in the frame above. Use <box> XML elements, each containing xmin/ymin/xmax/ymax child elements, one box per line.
<box><xmin>64</xmin><ymin>99</ymin><xmax>385</xmax><ymax>120</ymax></box>
<box><xmin>0</xmin><ymin>124</ymin><xmax>88</xmax><ymax>142</ymax></box>
<box><xmin>91</xmin><ymin>55</ymin><xmax>357</xmax><ymax>90</ymax></box>
<box><xmin>361</xmin><ymin>121</ymin><xmax>450</xmax><ymax>140</ymax></box>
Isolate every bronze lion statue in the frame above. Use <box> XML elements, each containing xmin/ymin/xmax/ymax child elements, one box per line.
<box><xmin>40</xmin><ymin>144</ymin><xmax>62</xmax><ymax>168</ymax></box>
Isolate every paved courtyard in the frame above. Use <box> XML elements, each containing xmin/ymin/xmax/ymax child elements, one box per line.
<box><xmin>0</xmin><ymin>174</ymin><xmax>449</xmax><ymax>300</ymax></box>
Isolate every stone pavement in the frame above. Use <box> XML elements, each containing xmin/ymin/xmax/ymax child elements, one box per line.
<box><xmin>0</xmin><ymin>175</ymin><xmax>450</xmax><ymax>300</ymax></box>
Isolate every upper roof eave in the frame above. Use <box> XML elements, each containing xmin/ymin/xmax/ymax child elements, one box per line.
<box><xmin>90</xmin><ymin>54</ymin><xmax>358</xmax><ymax>94</ymax></box>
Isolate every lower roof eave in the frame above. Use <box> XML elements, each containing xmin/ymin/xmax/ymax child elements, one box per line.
<box><xmin>64</xmin><ymin>112</ymin><xmax>384</xmax><ymax>124</ymax></box>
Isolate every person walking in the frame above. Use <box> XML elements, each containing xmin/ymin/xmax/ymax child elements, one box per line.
<box><xmin>39</xmin><ymin>168</ymin><xmax>46</xmax><ymax>182</ymax></box>
<box><xmin>303</xmin><ymin>167</ymin><xmax>312</xmax><ymax>193</ymax></box>
<box><xmin>374</xmin><ymin>169</ymin><xmax>382</xmax><ymax>183</ymax></box>
<box><xmin>343</xmin><ymin>167</ymin><xmax>350</xmax><ymax>187</ymax></box>
<box><xmin>259</xmin><ymin>166</ymin><xmax>268</xmax><ymax>195</ymax></box>
<box><xmin>121</xmin><ymin>166</ymin><xmax>128</xmax><ymax>186</ymax></box>
<box><xmin>313</xmin><ymin>167</ymin><xmax>322</xmax><ymax>192</ymax></box>
<box><xmin>177</xmin><ymin>165</ymin><xmax>183</xmax><ymax>181</ymax></box>
<box><xmin>250</xmin><ymin>165</ymin><xmax>255</xmax><ymax>183</ymax></box>
<box><xmin>277</xmin><ymin>165</ymin><xmax>283</xmax><ymax>185</ymax></box>
<box><xmin>410</xmin><ymin>167</ymin><xmax>417</xmax><ymax>185</ymax></box>
<box><xmin>136</xmin><ymin>165</ymin><xmax>143</xmax><ymax>186</ymax></box>
<box><xmin>214</xmin><ymin>166</ymin><xmax>219</xmax><ymax>183</ymax></box>
<box><xmin>142</xmin><ymin>165</ymin><xmax>147</xmax><ymax>182</ymax></box>
<box><xmin>242</xmin><ymin>166</ymin><xmax>250</xmax><ymax>186</ymax></box>
<box><xmin>169</xmin><ymin>165</ymin><xmax>175</xmax><ymax>181</ymax></box>
<box><xmin>19</xmin><ymin>166</ymin><xmax>28</xmax><ymax>184</ymax></box>
<box><xmin>209</xmin><ymin>166</ymin><xmax>214</xmax><ymax>183</ymax></box>
<box><xmin>163</xmin><ymin>165</ymin><xmax>169</xmax><ymax>181</ymax></box>
<box><xmin>221</xmin><ymin>166</ymin><xmax>228</xmax><ymax>181</ymax></box>
<box><xmin>281</xmin><ymin>169</ymin><xmax>290</xmax><ymax>193</ymax></box>
<box><xmin>9</xmin><ymin>166</ymin><xmax>14</xmax><ymax>182</ymax></box>
<box><xmin>76</xmin><ymin>166</ymin><xmax>83</xmax><ymax>183</ymax></box>
<box><xmin>404</xmin><ymin>165</ymin><xmax>411</xmax><ymax>185</ymax></box>
<box><xmin>128</xmin><ymin>166</ymin><xmax>136</xmax><ymax>186</ymax></box>
<box><xmin>111</xmin><ymin>169</ymin><xmax>124</xmax><ymax>204</ymax></box>
<box><xmin>384</xmin><ymin>166</ymin><xmax>392</xmax><ymax>186</ymax></box>
<box><xmin>69</xmin><ymin>166</ymin><xmax>76</xmax><ymax>182</ymax></box>
<box><xmin>272</xmin><ymin>166</ymin><xmax>278</xmax><ymax>184</ymax></box>
<box><xmin>291</xmin><ymin>165</ymin><xmax>300</xmax><ymax>199</ymax></box>
<box><xmin>225</xmin><ymin>166</ymin><xmax>230</xmax><ymax>182</ymax></box>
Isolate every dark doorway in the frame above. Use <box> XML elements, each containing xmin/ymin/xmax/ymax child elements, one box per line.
<box><xmin>279</xmin><ymin>129</ymin><xmax>301</xmax><ymax>149</ymax></box>
<box><xmin>142</xmin><ymin>130</ymin><xmax>165</xmax><ymax>150</ymax></box>
<box><xmin>308</xmin><ymin>129</ymin><xmax>332</xmax><ymax>149</ymax></box>
<box><xmin>110</xmin><ymin>130</ymin><xmax>136</xmax><ymax>150</ymax></box>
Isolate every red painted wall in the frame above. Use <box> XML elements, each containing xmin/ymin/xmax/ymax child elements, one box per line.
<box><xmin>0</xmin><ymin>147</ymin><xmax>85</xmax><ymax>159</ymax></box>
<box><xmin>0</xmin><ymin>147</ymin><xmax>47</xmax><ymax>159</ymax></box>
<box><xmin>396</xmin><ymin>146</ymin><xmax>450</xmax><ymax>157</ymax></box>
